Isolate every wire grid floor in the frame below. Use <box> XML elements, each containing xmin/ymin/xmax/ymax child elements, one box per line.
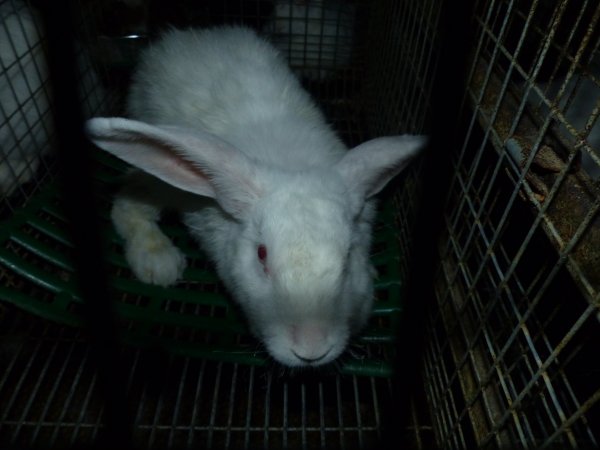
<box><xmin>0</xmin><ymin>306</ymin><xmax>435</xmax><ymax>450</ymax></box>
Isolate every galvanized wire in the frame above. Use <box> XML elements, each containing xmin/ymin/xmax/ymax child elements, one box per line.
<box><xmin>424</xmin><ymin>0</ymin><xmax>600</xmax><ymax>448</ymax></box>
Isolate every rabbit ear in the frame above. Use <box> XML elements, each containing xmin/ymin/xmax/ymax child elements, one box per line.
<box><xmin>85</xmin><ymin>117</ymin><xmax>263</xmax><ymax>218</ymax></box>
<box><xmin>335</xmin><ymin>135</ymin><xmax>427</xmax><ymax>199</ymax></box>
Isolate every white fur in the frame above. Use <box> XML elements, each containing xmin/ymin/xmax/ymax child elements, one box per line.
<box><xmin>112</xmin><ymin>195</ymin><xmax>187</xmax><ymax>286</ymax></box>
<box><xmin>86</xmin><ymin>27</ymin><xmax>426</xmax><ymax>367</ymax></box>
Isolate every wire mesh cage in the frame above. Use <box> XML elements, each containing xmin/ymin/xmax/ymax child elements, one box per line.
<box><xmin>423</xmin><ymin>0</ymin><xmax>600</xmax><ymax>448</ymax></box>
<box><xmin>0</xmin><ymin>0</ymin><xmax>599</xmax><ymax>449</ymax></box>
<box><xmin>0</xmin><ymin>0</ymin><xmax>112</xmax><ymax>215</ymax></box>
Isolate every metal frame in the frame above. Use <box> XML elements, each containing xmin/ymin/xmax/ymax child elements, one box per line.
<box><xmin>424</xmin><ymin>0</ymin><xmax>599</xmax><ymax>448</ymax></box>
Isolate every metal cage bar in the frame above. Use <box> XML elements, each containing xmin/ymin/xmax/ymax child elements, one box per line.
<box><xmin>424</xmin><ymin>0</ymin><xmax>600</xmax><ymax>448</ymax></box>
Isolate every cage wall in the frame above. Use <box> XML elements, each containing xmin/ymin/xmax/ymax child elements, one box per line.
<box><xmin>423</xmin><ymin>0</ymin><xmax>600</xmax><ymax>448</ymax></box>
<box><xmin>0</xmin><ymin>0</ymin><xmax>115</xmax><ymax>215</ymax></box>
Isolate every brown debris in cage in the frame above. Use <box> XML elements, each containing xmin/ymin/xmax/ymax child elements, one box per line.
<box><xmin>547</xmin><ymin>178</ymin><xmax>600</xmax><ymax>298</ymax></box>
<box><xmin>470</xmin><ymin>61</ymin><xmax>600</xmax><ymax>306</ymax></box>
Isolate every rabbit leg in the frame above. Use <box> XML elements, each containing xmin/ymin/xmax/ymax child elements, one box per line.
<box><xmin>111</xmin><ymin>194</ymin><xmax>186</xmax><ymax>286</ymax></box>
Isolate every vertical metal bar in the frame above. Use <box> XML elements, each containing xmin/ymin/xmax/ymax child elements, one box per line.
<box><xmin>69</xmin><ymin>367</ymin><xmax>101</xmax><ymax>446</ymax></box>
<box><xmin>207</xmin><ymin>362</ymin><xmax>224</xmax><ymax>449</ymax></box>
<box><xmin>224</xmin><ymin>363</ymin><xmax>239</xmax><ymax>449</ymax></box>
<box><xmin>318</xmin><ymin>381</ymin><xmax>326</xmax><ymax>449</ymax></box>
<box><xmin>282</xmin><ymin>380</ymin><xmax>288</xmax><ymax>449</ymax></box>
<box><xmin>124</xmin><ymin>347</ymin><xmax>142</xmax><ymax>397</ymax></box>
<box><xmin>301</xmin><ymin>382</ymin><xmax>307</xmax><ymax>450</ymax></box>
<box><xmin>335</xmin><ymin>375</ymin><xmax>345</xmax><ymax>450</ymax></box>
<box><xmin>243</xmin><ymin>365</ymin><xmax>255</xmax><ymax>450</ymax></box>
<box><xmin>148</xmin><ymin>355</ymin><xmax>173</xmax><ymax>448</ymax></box>
<box><xmin>352</xmin><ymin>375</ymin><xmax>363</xmax><ymax>448</ymax></box>
<box><xmin>263</xmin><ymin>370</ymin><xmax>272</xmax><ymax>449</ymax></box>
<box><xmin>131</xmin><ymin>358</ymin><xmax>152</xmax><ymax>441</ymax></box>
<box><xmin>410</xmin><ymin>398</ymin><xmax>422</xmax><ymax>449</ymax></box>
<box><xmin>168</xmin><ymin>356</ymin><xmax>191</xmax><ymax>448</ymax></box>
<box><xmin>369</xmin><ymin>377</ymin><xmax>381</xmax><ymax>442</ymax></box>
<box><xmin>187</xmin><ymin>359</ymin><xmax>208</xmax><ymax>448</ymax></box>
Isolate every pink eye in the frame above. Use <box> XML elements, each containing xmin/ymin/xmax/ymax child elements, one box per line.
<box><xmin>257</xmin><ymin>245</ymin><xmax>269</xmax><ymax>274</ymax></box>
<box><xmin>257</xmin><ymin>244</ymin><xmax>267</xmax><ymax>262</ymax></box>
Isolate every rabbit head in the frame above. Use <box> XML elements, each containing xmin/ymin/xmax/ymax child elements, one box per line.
<box><xmin>225</xmin><ymin>170</ymin><xmax>361</xmax><ymax>366</ymax></box>
<box><xmin>86</xmin><ymin>117</ymin><xmax>426</xmax><ymax>367</ymax></box>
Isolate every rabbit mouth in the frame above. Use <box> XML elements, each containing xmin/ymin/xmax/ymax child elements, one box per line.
<box><xmin>291</xmin><ymin>347</ymin><xmax>332</xmax><ymax>365</ymax></box>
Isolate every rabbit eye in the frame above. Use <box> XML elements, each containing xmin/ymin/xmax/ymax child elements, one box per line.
<box><xmin>257</xmin><ymin>244</ymin><xmax>269</xmax><ymax>274</ymax></box>
<box><xmin>257</xmin><ymin>244</ymin><xmax>267</xmax><ymax>262</ymax></box>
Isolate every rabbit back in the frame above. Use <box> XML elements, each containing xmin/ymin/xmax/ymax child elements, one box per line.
<box><xmin>127</xmin><ymin>26</ymin><xmax>347</xmax><ymax>169</ymax></box>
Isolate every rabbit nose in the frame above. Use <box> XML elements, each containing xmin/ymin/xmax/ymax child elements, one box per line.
<box><xmin>292</xmin><ymin>348</ymin><xmax>331</xmax><ymax>364</ymax></box>
<box><xmin>289</xmin><ymin>323</ymin><xmax>333</xmax><ymax>364</ymax></box>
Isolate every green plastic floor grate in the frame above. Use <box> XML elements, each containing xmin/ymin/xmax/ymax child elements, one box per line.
<box><xmin>0</xmin><ymin>148</ymin><xmax>404</xmax><ymax>377</ymax></box>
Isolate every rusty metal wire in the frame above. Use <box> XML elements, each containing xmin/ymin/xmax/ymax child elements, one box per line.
<box><xmin>423</xmin><ymin>0</ymin><xmax>600</xmax><ymax>448</ymax></box>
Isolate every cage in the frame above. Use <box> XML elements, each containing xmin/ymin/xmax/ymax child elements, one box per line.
<box><xmin>0</xmin><ymin>1</ymin><xmax>598</xmax><ymax>449</ymax></box>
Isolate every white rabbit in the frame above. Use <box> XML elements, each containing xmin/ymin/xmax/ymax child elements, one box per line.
<box><xmin>0</xmin><ymin>0</ymin><xmax>52</xmax><ymax>197</ymax></box>
<box><xmin>86</xmin><ymin>26</ymin><xmax>426</xmax><ymax>367</ymax></box>
<box><xmin>263</xmin><ymin>0</ymin><xmax>356</xmax><ymax>81</ymax></box>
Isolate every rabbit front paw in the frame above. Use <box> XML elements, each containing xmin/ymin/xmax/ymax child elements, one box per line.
<box><xmin>124</xmin><ymin>228</ymin><xmax>187</xmax><ymax>286</ymax></box>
